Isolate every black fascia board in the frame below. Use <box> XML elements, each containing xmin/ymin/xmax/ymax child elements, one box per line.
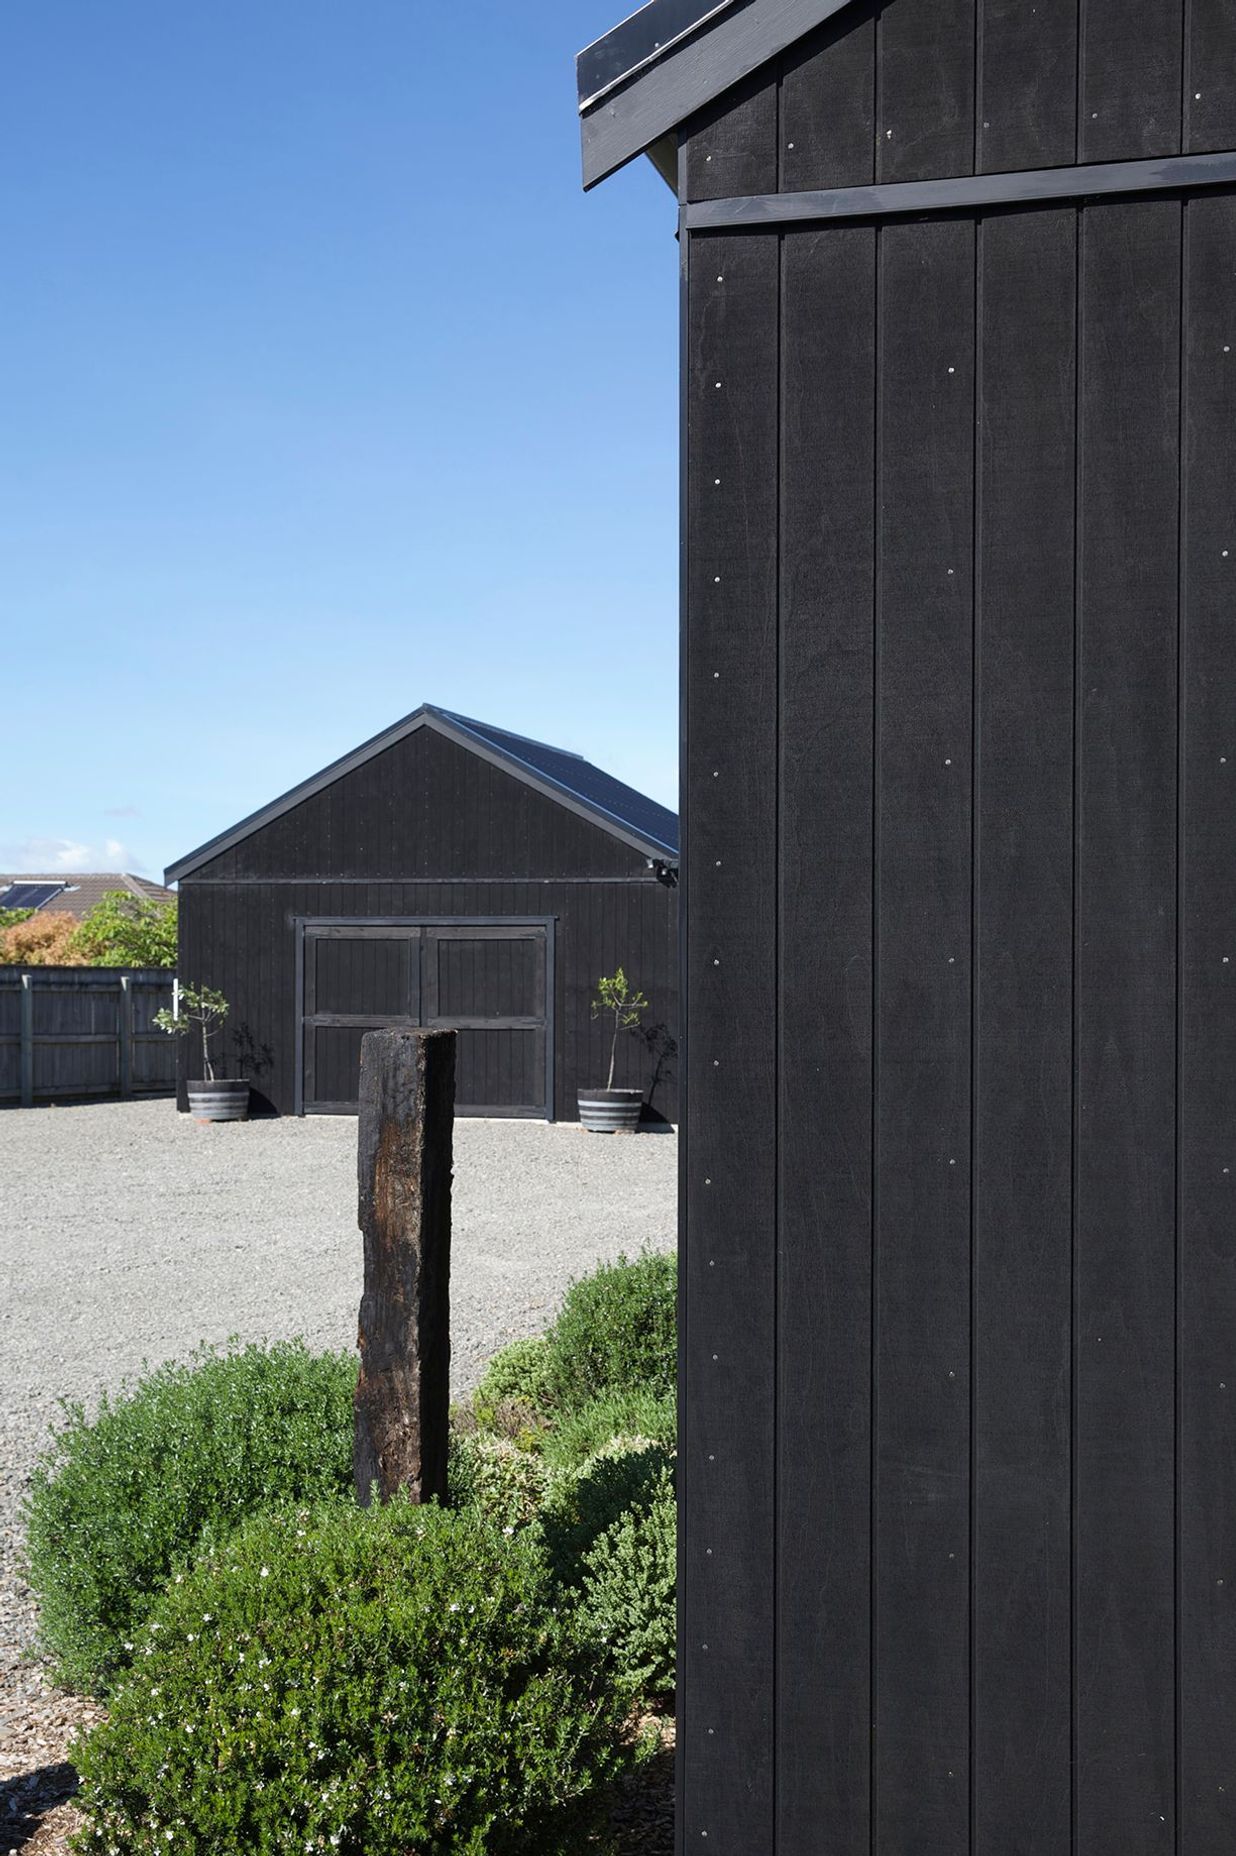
<box><xmin>165</xmin><ymin>707</ymin><xmax>678</xmax><ymax>884</ymax></box>
<box><xmin>579</xmin><ymin>0</ymin><xmax>855</xmax><ymax>189</ymax></box>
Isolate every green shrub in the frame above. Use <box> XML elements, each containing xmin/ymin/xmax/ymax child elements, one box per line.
<box><xmin>542</xmin><ymin>1388</ymin><xmax>677</xmax><ymax>1472</ymax></box>
<box><xmin>539</xmin><ymin>1440</ymin><xmax>674</xmax><ymax>1588</ymax></box>
<box><xmin>546</xmin><ymin>1251</ymin><xmax>676</xmax><ymax>1414</ymax></box>
<box><xmin>24</xmin><ymin>1341</ymin><xmax>356</xmax><ymax>1694</ymax></box>
<box><xmin>449</xmin><ymin>1432</ymin><xmax>552</xmax><ymax>1531</ymax></box>
<box><xmin>72</xmin><ymin>1499</ymin><xmax>633</xmax><ymax>1856</ymax></box>
<box><xmin>458</xmin><ymin>1334</ymin><xmax>555</xmax><ymax>1450</ymax></box>
<box><xmin>473</xmin><ymin>1333</ymin><xmax>555</xmax><ymax>1421</ymax></box>
<box><xmin>578</xmin><ymin>1462</ymin><xmax>676</xmax><ymax>1702</ymax></box>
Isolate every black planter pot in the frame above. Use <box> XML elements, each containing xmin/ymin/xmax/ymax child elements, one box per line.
<box><xmin>577</xmin><ymin>1087</ymin><xmax>643</xmax><ymax>1133</ymax></box>
<box><xmin>187</xmin><ymin>1078</ymin><xmax>250</xmax><ymax>1122</ymax></box>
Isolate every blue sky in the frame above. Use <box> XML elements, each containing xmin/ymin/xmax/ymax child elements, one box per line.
<box><xmin>0</xmin><ymin>2</ymin><xmax>679</xmax><ymax>880</ymax></box>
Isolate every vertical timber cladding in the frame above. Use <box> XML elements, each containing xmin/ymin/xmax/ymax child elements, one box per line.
<box><xmin>679</xmin><ymin>95</ymin><xmax>1236</xmax><ymax>1856</ymax></box>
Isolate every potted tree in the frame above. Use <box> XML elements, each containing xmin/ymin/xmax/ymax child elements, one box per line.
<box><xmin>578</xmin><ymin>967</ymin><xmax>649</xmax><ymax>1133</ymax></box>
<box><xmin>154</xmin><ymin>982</ymin><xmax>249</xmax><ymax>1122</ymax></box>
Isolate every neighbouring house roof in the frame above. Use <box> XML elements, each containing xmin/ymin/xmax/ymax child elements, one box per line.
<box><xmin>164</xmin><ymin>704</ymin><xmax>680</xmax><ymax>884</ymax></box>
<box><xmin>0</xmin><ymin>873</ymin><xmax>174</xmax><ymax>919</ymax></box>
<box><xmin>577</xmin><ymin>0</ymin><xmax>855</xmax><ymax>187</ymax></box>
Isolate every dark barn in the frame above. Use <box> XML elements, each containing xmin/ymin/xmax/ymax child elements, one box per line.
<box><xmin>581</xmin><ymin>1</ymin><xmax>1236</xmax><ymax>1852</ymax></box>
<box><xmin>166</xmin><ymin>705</ymin><xmax>678</xmax><ymax>1121</ymax></box>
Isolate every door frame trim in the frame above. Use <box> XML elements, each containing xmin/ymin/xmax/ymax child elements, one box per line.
<box><xmin>293</xmin><ymin>915</ymin><xmax>557</xmax><ymax>1120</ymax></box>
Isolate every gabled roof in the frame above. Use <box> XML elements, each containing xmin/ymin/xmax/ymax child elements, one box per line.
<box><xmin>578</xmin><ymin>0</ymin><xmax>854</xmax><ymax>188</ymax></box>
<box><xmin>165</xmin><ymin>704</ymin><xmax>678</xmax><ymax>884</ymax></box>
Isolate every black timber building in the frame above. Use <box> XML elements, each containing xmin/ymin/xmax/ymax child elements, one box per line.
<box><xmin>166</xmin><ymin>705</ymin><xmax>678</xmax><ymax>1121</ymax></box>
<box><xmin>579</xmin><ymin>1</ymin><xmax>1236</xmax><ymax>1852</ymax></box>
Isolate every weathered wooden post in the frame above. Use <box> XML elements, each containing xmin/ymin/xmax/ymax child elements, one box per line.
<box><xmin>353</xmin><ymin>1027</ymin><xmax>454</xmax><ymax>1506</ymax></box>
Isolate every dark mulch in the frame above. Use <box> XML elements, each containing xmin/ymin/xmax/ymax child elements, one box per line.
<box><xmin>607</xmin><ymin>1714</ymin><xmax>675</xmax><ymax>1855</ymax></box>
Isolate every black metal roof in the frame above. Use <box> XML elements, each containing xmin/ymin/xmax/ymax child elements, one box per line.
<box><xmin>577</xmin><ymin>0</ymin><xmax>739</xmax><ymax>108</ymax></box>
<box><xmin>165</xmin><ymin>704</ymin><xmax>678</xmax><ymax>883</ymax></box>
<box><xmin>436</xmin><ymin>708</ymin><xmax>679</xmax><ymax>858</ymax></box>
<box><xmin>578</xmin><ymin>0</ymin><xmax>854</xmax><ymax>187</ymax></box>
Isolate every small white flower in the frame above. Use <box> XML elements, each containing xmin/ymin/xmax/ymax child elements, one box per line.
<box><xmin>260</xmin><ymin>1566</ymin><xmax>270</xmax><ymax>1579</ymax></box>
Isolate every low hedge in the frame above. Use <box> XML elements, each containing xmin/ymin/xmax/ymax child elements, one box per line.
<box><xmin>24</xmin><ymin>1341</ymin><xmax>356</xmax><ymax>1694</ymax></box>
<box><xmin>541</xmin><ymin>1387</ymin><xmax>677</xmax><ymax>1472</ymax></box>
<box><xmin>544</xmin><ymin>1252</ymin><xmax>676</xmax><ymax>1414</ymax></box>
<box><xmin>578</xmin><ymin>1460</ymin><xmax>676</xmax><ymax>1701</ymax></box>
<box><xmin>71</xmin><ymin>1499</ymin><xmax>634</xmax><ymax>1856</ymax></box>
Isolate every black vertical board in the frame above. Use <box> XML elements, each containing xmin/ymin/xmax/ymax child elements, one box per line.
<box><xmin>682</xmin><ymin>225</ymin><xmax>779</xmax><ymax>1853</ymax></box>
<box><xmin>877</xmin><ymin>0</ymin><xmax>975</xmax><ymax>183</ymax></box>
<box><xmin>875</xmin><ymin>216</ymin><xmax>974</xmax><ymax>1854</ymax></box>
<box><xmin>1080</xmin><ymin>0</ymin><xmax>1182</xmax><ymax>161</ymax></box>
<box><xmin>976</xmin><ymin>0</ymin><xmax>1078</xmax><ymax>172</ymax></box>
<box><xmin>684</xmin><ymin>68</ymin><xmax>778</xmax><ymax>200</ymax></box>
<box><xmin>776</xmin><ymin>222</ymin><xmax>875</xmax><ymax>1851</ymax></box>
<box><xmin>1188</xmin><ymin>3</ymin><xmax>1236</xmax><ymax>151</ymax></box>
<box><xmin>1179</xmin><ymin>188</ymin><xmax>1236</xmax><ymax>1849</ymax></box>
<box><xmin>778</xmin><ymin>1</ymin><xmax>876</xmax><ymax>192</ymax></box>
<box><xmin>972</xmin><ymin>207</ymin><xmax>1075</xmax><ymax>1856</ymax></box>
<box><xmin>1075</xmin><ymin>197</ymin><xmax>1179</xmax><ymax>1849</ymax></box>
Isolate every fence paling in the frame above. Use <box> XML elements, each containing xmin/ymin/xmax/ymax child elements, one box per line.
<box><xmin>0</xmin><ymin>968</ymin><xmax>176</xmax><ymax>1105</ymax></box>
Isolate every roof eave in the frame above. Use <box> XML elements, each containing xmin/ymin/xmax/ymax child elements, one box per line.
<box><xmin>579</xmin><ymin>0</ymin><xmax>855</xmax><ymax>189</ymax></box>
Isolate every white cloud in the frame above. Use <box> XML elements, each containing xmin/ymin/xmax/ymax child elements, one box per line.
<box><xmin>0</xmin><ymin>836</ymin><xmax>146</xmax><ymax>874</ymax></box>
<box><xmin>103</xmin><ymin>804</ymin><xmax>141</xmax><ymax>819</ymax></box>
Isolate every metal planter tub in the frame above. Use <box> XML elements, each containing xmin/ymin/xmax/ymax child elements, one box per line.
<box><xmin>187</xmin><ymin>1078</ymin><xmax>250</xmax><ymax>1122</ymax></box>
<box><xmin>577</xmin><ymin>1087</ymin><xmax>643</xmax><ymax>1133</ymax></box>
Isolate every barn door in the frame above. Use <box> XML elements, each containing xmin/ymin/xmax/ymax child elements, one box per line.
<box><xmin>300</xmin><ymin>925</ymin><xmax>420</xmax><ymax>1114</ymax></box>
<box><xmin>299</xmin><ymin>920</ymin><xmax>551</xmax><ymax>1117</ymax></box>
<box><xmin>421</xmin><ymin>925</ymin><xmax>550</xmax><ymax>1118</ymax></box>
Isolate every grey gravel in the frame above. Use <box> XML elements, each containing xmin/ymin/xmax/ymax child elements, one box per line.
<box><xmin>0</xmin><ymin>1098</ymin><xmax>676</xmax><ymax>1694</ymax></box>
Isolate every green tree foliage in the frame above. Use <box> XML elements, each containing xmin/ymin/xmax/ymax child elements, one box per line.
<box><xmin>590</xmin><ymin>967</ymin><xmax>650</xmax><ymax>1089</ymax></box>
<box><xmin>69</xmin><ymin>890</ymin><xmax>177</xmax><ymax>968</ymax></box>
<box><xmin>153</xmin><ymin>980</ymin><xmax>228</xmax><ymax>1080</ymax></box>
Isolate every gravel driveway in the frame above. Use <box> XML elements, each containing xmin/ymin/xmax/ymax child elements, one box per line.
<box><xmin>0</xmin><ymin>1098</ymin><xmax>676</xmax><ymax>1696</ymax></box>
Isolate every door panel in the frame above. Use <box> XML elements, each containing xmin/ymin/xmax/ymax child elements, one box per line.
<box><xmin>423</xmin><ymin>927</ymin><xmax>546</xmax><ymax>1026</ymax></box>
<box><xmin>308</xmin><ymin>1024</ymin><xmax>370</xmax><ymax>1106</ymax></box>
<box><xmin>310</xmin><ymin>934</ymin><xmax>416</xmax><ymax>1019</ymax></box>
<box><xmin>453</xmin><ymin>1027</ymin><xmax>547</xmax><ymax>1119</ymax></box>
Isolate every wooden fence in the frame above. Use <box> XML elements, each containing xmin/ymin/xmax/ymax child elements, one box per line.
<box><xmin>0</xmin><ymin>968</ymin><xmax>176</xmax><ymax>1106</ymax></box>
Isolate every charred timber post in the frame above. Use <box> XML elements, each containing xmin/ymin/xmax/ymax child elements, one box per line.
<box><xmin>354</xmin><ymin>1028</ymin><xmax>455</xmax><ymax>1507</ymax></box>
